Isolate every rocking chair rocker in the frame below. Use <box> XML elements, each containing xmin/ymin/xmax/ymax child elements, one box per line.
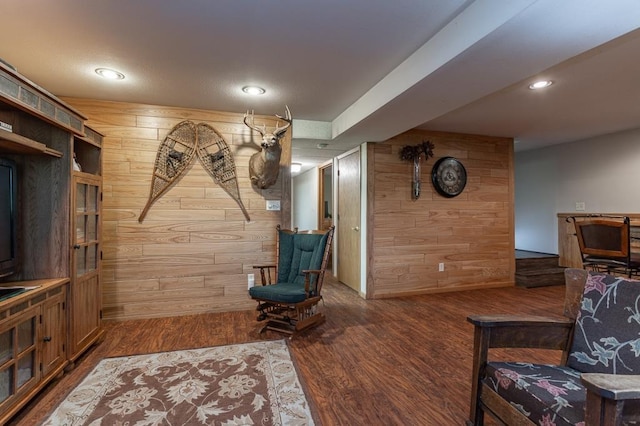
<box><xmin>248</xmin><ymin>225</ymin><xmax>334</xmax><ymax>336</ymax></box>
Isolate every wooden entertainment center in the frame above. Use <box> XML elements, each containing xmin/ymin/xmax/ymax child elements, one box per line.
<box><xmin>0</xmin><ymin>61</ymin><xmax>102</xmax><ymax>423</ymax></box>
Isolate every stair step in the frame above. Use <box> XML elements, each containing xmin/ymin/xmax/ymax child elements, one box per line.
<box><xmin>516</xmin><ymin>267</ymin><xmax>566</xmax><ymax>288</ymax></box>
<box><xmin>516</xmin><ymin>267</ymin><xmax>565</xmax><ymax>276</ymax></box>
<box><xmin>516</xmin><ymin>257</ymin><xmax>560</xmax><ymax>271</ymax></box>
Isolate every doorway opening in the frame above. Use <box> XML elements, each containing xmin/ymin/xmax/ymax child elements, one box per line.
<box><xmin>319</xmin><ymin>163</ymin><xmax>333</xmax><ymax>231</ymax></box>
<box><xmin>319</xmin><ymin>162</ymin><xmax>333</xmax><ymax>269</ymax></box>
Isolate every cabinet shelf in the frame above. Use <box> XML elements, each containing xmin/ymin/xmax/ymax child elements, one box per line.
<box><xmin>72</xmin><ymin>170</ymin><xmax>100</xmax><ymax>180</ymax></box>
<box><xmin>0</xmin><ymin>279</ymin><xmax>69</xmax><ymax>308</ymax></box>
<box><xmin>0</xmin><ymin>129</ymin><xmax>63</xmax><ymax>157</ymax></box>
<box><xmin>73</xmin><ymin>127</ymin><xmax>102</xmax><ymax>175</ymax></box>
<box><xmin>75</xmin><ymin>134</ymin><xmax>101</xmax><ymax>149</ymax></box>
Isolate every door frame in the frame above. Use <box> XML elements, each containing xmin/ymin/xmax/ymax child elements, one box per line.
<box><xmin>318</xmin><ymin>160</ymin><xmax>333</xmax><ymax>231</ymax></box>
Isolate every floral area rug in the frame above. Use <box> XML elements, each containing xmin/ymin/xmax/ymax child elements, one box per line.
<box><xmin>42</xmin><ymin>340</ymin><xmax>314</xmax><ymax>425</ymax></box>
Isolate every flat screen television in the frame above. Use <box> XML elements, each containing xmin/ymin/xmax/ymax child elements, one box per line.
<box><xmin>0</xmin><ymin>158</ymin><xmax>17</xmax><ymax>278</ymax></box>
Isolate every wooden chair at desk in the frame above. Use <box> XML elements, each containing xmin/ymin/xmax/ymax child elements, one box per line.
<box><xmin>572</xmin><ymin>215</ymin><xmax>640</xmax><ymax>278</ymax></box>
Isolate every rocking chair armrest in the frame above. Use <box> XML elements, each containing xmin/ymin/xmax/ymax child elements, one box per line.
<box><xmin>253</xmin><ymin>265</ymin><xmax>276</xmax><ymax>270</ymax></box>
<box><xmin>467</xmin><ymin>315</ymin><xmax>574</xmax><ymax>350</ymax></box>
<box><xmin>252</xmin><ymin>265</ymin><xmax>276</xmax><ymax>285</ymax></box>
<box><xmin>581</xmin><ymin>373</ymin><xmax>640</xmax><ymax>401</ymax></box>
<box><xmin>301</xmin><ymin>269</ymin><xmax>321</xmax><ymax>293</ymax></box>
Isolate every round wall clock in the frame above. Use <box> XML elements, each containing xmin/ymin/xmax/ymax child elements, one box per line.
<box><xmin>431</xmin><ymin>157</ymin><xmax>467</xmax><ymax>197</ymax></box>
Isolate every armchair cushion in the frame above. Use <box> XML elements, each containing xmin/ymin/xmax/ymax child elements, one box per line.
<box><xmin>568</xmin><ymin>273</ymin><xmax>640</xmax><ymax>375</ymax></box>
<box><xmin>248</xmin><ymin>282</ymin><xmax>309</xmax><ymax>304</ymax></box>
<box><xmin>484</xmin><ymin>362</ymin><xmax>585</xmax><ymax>426</ymax></box>
<box><xmin>277</xmin><ymin>230</ymin><xmax>328</xmax><ymax>287</ymax></box>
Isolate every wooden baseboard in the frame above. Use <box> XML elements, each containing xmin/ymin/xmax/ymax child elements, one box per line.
<box><xmin>372</xmin><ymin>281</ymin><xmax>514</xmax><ymax>299</ymax></box>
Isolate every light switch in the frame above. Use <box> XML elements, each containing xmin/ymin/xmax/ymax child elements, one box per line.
<box><xmin>266</xmin><ymin>200</ymin><xmax>281</xmax><ymax>211</ymax></box>
<box><xmin>575</xmin><ymin>202</ymin><xmax>586</xmax><ymax>211</ymax></box>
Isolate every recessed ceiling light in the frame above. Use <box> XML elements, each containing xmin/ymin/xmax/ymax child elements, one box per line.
<box><xmin>291</xmin><ymin>163</ymin><xmax>302</xmax><ymax>173</ymax></box>
<box><xmin>95</xmin><ymin>68</ymin><xmax>125</xmax><ymax>80</ymax></box>
<box><xmin>528</xmin><ymin>80</ymin><xmax>553</xmax><ymax>90</ymax></box>
<box><xmin>242</xmin><ymin>86</ymin><xmax>266</xmax><ymax>95</ymax></box>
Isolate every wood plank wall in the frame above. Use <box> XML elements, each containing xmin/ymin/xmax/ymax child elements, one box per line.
<box><xmin>63</xmin><ymin>98</ymin><xmax>291</xmax><ymax>320</ymax></box>
<box><xmin>368</xmin><ymin>129</ymin><xmax>514</xmax><ymax>298</ymax></box>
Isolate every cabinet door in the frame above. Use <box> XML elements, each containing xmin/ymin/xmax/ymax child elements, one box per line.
<box><xmin>70</xmin><ymin>175</ymin><xmax>102</xmax><ymax>359</ymax></box>
<box><xmin>41</xmin><ymin>288</ymin><xmax>66</xmax><ymax>377</ymax></box>
<box><xmin>0</xmin><ymin>307</ymin><xmax>39</xmax><ymax>411</ymax></box>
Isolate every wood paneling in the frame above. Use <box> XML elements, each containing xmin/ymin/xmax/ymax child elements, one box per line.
<box><xmin>63</xmin><ymin>98</ymin><xmax>291</xmax><ymax>320</ymax></box>
<box><xmin>368</xmin><ymin>129</ymin><xmax>514</xmax><ymax>297</ymax></box>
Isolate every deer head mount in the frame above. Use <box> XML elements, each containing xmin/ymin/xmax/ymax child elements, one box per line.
<box><xmin>243</xmin><ymin>105</ymin><xmax>292</xmax><ymax>189</ymax></box>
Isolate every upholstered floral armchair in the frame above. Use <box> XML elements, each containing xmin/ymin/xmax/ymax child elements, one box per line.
<box><xmin>467</xmin><ymin>269</ymin><xmax>640</xmax><ymax>425</ymax></box>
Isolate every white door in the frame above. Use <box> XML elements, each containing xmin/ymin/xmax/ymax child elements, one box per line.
<box><xmin>337</xmin><ymin>149</ymin><xmax>361</xmax><ymax>293</ymax></box>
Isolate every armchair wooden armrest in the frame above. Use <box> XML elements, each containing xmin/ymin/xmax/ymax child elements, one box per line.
<box><xmin>467</xmin><ymin>315</ymin><xmax>574</xmax><ymax>425</ymax></box>
<box><xmin>582</xmin><ymin>373</ymin><xmax>640</xmax><ymax>400</ymax></box>
<box><xmin>253</xmin><ymin>265</ymin><xmax>276</xmax><ymax>285</ymax></box>
<box><xmin>467</xmin><ymin>314</ymin><xmax>574</xmax><ymax>349</ymax></box>
<box><xmin>582</xmin><ymin>373</ymin><xmax>640</xmax><ymax>425</ymax></box>
<box><xmin>301</xmin><ymin>269</ymin><xmax>321</xmax><ymax>293</ymax></box>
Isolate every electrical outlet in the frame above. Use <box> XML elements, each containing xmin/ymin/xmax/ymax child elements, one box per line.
<box><xmin>266</xmin><ymin>200</ymin><xmax>281</xmax><ymax>211</ymax></box>
<box><xmin>575</xmin><ymin>201</ymin><xmax>586</xmax><ymax>211</ymax></box>
<box><xmin>247</xmin><ymin>273</ymin><xmax>255</xmax><ymax>289</ymax></box>
<box><xmin>438</xmin><ymin>262</ymin><xmax>445</xmax><ymax>272</ymax></box>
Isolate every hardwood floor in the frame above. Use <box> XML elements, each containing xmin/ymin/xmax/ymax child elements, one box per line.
<box><xmin>10</xmin><ymin>275</ymin><xmax>566</xmax><ymax>425</ymax></box>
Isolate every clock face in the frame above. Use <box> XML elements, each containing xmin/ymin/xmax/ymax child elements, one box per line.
<box><xmin>431</xmin><ymin>157</ymin><xmax>467</xmax><ymax>197</ymax></box>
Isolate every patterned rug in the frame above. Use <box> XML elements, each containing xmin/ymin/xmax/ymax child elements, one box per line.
<box><xmin>42</xmin><ymin>340</ymin><xmax>314</xmax><ymax>425</ymax></box>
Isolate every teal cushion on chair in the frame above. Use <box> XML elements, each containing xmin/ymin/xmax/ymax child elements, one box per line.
<box><xmin>278</xmin><ymin>230</ymin><xmax>328</xmax><ymax>288</ymax></box>
<box><xmin>249</xmin><ymin>282</ymin><xmax>308</xmax><ymax>303</ymax></box>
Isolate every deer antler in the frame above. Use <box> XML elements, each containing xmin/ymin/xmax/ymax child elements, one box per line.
<box><xmin>273</xmin><ymin>105</ymin><xmax>292</xmax><ymax>137</ymax></box>
<box><xmin>243</xmin><ymin>110</ymin><xmax>266</xmax><ymax>136</ymax></box>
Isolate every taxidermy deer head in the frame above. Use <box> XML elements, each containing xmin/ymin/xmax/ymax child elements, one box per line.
<box><xmin>243</xmin><ymin>105</ymin><xmax>292</xmax><ymax>189</ymax></box>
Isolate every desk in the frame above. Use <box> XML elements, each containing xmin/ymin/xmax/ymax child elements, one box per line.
<box><xmin>557</xmin><ymin>213</ymin><xmax>640</xmax><ymax>268</ymax></box>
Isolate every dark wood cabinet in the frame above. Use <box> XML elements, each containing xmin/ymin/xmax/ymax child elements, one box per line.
<box><xmin>0</xmin><ymin>279</ymin><xmax>67</xmax><ymax>425</ymax></box>
<box><xmin>0</xmin><ymin>61</ymin><xmax>101</xmax><ymax>419</ymax></box>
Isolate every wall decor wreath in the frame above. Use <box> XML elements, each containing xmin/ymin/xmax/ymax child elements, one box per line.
<box><xmin>399</xmin><ymin>140</ymin><xmax>435</xmax><ymax>200</ymax></box>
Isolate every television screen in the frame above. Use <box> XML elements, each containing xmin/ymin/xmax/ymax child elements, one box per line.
<box><xmin>0</xmin><ymin>158</ymin><xmax>17</xmax><ymax>277</ymax></box>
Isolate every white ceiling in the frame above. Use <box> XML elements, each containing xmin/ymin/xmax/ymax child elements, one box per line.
<box><xmin>2</xmin><ymin>1</ymin><xmax>639</xmax><ymax>173</ymax></box>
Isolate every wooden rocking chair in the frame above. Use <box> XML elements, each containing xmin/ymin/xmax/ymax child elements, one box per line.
<box><xmin>248</xmin><ymin>225</ymin><xmax>334</xmax><ymax>336</ymax></box>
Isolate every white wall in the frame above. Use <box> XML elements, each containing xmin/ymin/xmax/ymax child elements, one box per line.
<box><xmin>515</xmin><ymin>127</ymin><xmax>640</xmax><ymax>254</ymax></box>
<box><xmin>292</xmin><ymin>168</ymin><xmax>319</xmax><ymax>230</ymax></box>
